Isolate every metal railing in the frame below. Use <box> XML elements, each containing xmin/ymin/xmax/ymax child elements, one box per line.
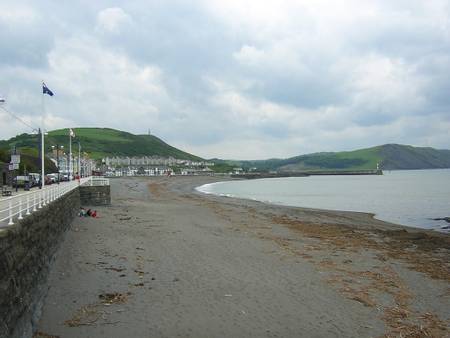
<box><xmin>0</xmin><ymin>177</ymin><xmax>92</xmax><ymax>227</ymax></box>
<box><xmin>86</xmin><ymin>176</ymin><xmax>110</xmax><ymax>186</ymax></box>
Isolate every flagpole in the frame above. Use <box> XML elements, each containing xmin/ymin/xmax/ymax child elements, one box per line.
<box><xmin>78</xmin><ymin>142</ymin><xmax>81</xmax><ymax>178</ymax></box>
<box><xmin>41</xmin><ymin>83</ymin><xmax>45</xmax><ymax>189</ymax></box>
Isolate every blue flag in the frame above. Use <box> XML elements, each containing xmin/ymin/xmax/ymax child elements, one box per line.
<box><xmin>43</xmin><ymin>83</ymin><xmax>54</xmax><ymax>96</ymax></box>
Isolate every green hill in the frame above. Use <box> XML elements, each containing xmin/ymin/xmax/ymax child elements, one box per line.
<box><xmin>230</xmin><ymin>144</ymin><xmax>450</xmax><ymax>172</ymax></box>
<box><xmin>0</xmin><ymin>147</ymin><xmax>57</xmax><ymax>174</ymax></box>
<box><xmin>0</xmin><ymin>128</ymin><xmax>202</xmax><ymax>162</ymax></box>
<box><xmin>377</xmin><ymin>144</ymin><xmax>450</xmax><ymax>169</ymax></box>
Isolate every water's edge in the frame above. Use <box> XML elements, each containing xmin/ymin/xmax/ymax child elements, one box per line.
<box><xmin>195</xmin><ymin>176</ymin><xmax>449</xmax><ymax>233</ymax></box>
<box><xmin>195</xmin><ymin>182</ymin><xmax>403</xmax><ymax>226</ymax></box>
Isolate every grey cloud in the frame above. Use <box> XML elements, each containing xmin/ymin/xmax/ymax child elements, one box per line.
<box><xmin>0</xmin><ymin>0</ymin><xmax>449</xmax><ymax>159</ymax></box>
<box><xmin>0</xmin><ymin>14</ymin><xmax>52</xmax><ymax>68</ymax></box>
<box><xmin>247</xmin><ymin>73</ymin><xmax>348</xmax><ymax>109</ymax></box>
<box><xmin>352</xmin><ymin>108</ymin><xmax>397</xmax><ymax>127</ymax></box>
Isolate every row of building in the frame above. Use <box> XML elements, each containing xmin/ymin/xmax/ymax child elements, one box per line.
<box><xmin>104</xmin><ymin>166</ymin><xmax>215</xmax><ymax>177</ymax></box>
<box><xmin>102</xmin><ymin>156</ymin><xmax>214</xmax><ymax>168</ymax></box>
<box><xmin>101</xmin><ymin>156</ymin><xmax>216</xmax><ymax>176</ymax></box>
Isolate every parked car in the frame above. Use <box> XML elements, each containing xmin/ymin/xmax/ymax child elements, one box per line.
<box><xmin>29</xmin><ymin>173</ymin><xmax>41</xmax><ymax>187</ymax></box>
<box><xmin>13</xmin><ymin>176</ymin><xmax>31</xmax><ymax>188</ymax></box>
<box><xmin>47</xmin><ymin>173</ymin><xmax>58</xmax><ymax>183</ymax></box>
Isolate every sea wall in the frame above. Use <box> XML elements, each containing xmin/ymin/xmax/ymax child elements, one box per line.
<box><xmin>0</xmin><ymin>189</ymin><xmax>80</xmax><ymax>338</ymax></box>
<box><xmin>79</xmin><ymin>185</ymin><xmax>111</xmax><ymax>206</ymax></box>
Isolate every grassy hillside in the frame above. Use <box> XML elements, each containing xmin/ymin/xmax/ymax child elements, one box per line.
<box><xmin>229</xmin><ymin>148</ymin><xmax>381</xmax><ymax>172</ymax></box>
<box><xmin>278</xmin><ymin>147</ymin><xmax>382</xmax><ymax>171</ymax></box>
<box><xmin>230</xmin><ymin>144</ymin><xmax>450</xmax><ymax>171</ymax></box>
<box><xmin>379</xmin><ymin>144</ymin><xmax>450</xmax><ymax>169</ymax></box>
<box><xmin>0</xmin><ymin>128</ymin><xmax>202</xmax><ymax>161</ymax></box>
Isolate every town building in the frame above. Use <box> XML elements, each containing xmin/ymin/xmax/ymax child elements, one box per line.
<box><xmin>49</xmin><ymin>153</ymin><xmax>97</xmax><ymax>177</ymax></box>
<box><xmin>103</xmin><ymin>156</ymin><xmax>214</xmax><ymax>168</ymax></box>
<box><xmin>1</xmin><ymin>163</ymin><xmax>12</xmax><ymax>186</ymax></box>
<box><xmin>102</xmin><ymin>156</ymin><xmax>215</xmax><ymax>176</ymax></box>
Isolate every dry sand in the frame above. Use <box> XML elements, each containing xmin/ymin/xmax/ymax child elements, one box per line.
<box><xmin>36</xmin><ymin>176</ymin><xmax>450</xmax><ymax>338</ymax></box>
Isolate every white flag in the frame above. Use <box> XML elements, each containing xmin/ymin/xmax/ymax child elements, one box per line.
<box><xmin>70</xmin><ymin>128</ymin><xmax>75</xmax><ymax>137</ymax></box>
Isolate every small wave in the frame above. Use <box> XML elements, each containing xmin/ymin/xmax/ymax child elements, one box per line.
<box><xmin>195</xmin><ymin>181</ymin><xmax>229</xmax><ymax>194</ymax></box>
<box><xmin>195</xmin><ymin>183</ymin><xmax>214</xmax><ymax>194</ymax></box>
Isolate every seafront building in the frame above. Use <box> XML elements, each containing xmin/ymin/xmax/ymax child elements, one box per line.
<box><xmin>103</xmin><ymin>156</ymin><xmax>213</xmax><ymax>168</ymax></box>
<box><xmin>1</xmin><ymin>163</ymin><xmax>12</xmax><ymax>186</ymax></box>
<box><xmin>102</xmin><ymin>156</ymin><xmax>215</xmax><ymax>176</ymax></box>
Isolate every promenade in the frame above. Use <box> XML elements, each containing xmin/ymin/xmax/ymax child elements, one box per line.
<box><xmin>0</xmin><ymin>183</ymin><xmax>58</xmax><ymax>201</ymax></box>
<box><xmin>36</xmin><ymin>177</ymin><xmax>449</xmax><ymax>338</ymax></box>
<box><xmin>0</xmin><ymin>180</ymin><xmax>82</xmax><ymax>228</ymax></box>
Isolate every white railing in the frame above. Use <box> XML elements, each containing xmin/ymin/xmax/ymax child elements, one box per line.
<box><xmin>84</xmin><ymin>176</ymin><xmax>110</xmax><ymax>186</ymax></box>
<box><xmin>0</xmin><ymin>177</ymin><xmax>92</xmax><ymax>227</ymax></box>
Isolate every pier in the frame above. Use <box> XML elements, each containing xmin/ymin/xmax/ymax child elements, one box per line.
<box><xmin>232</xmin><ymin>169</ymin><xmax>383</xmax><ymax>179</ymax></box>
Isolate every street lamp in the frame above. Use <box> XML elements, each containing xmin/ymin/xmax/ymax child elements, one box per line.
<box><xmin>78</xmin><ymin>142</ymin><xmax>81</xmax><ymax>179</ymax></box>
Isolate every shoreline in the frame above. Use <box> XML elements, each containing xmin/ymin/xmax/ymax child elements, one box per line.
<box><xmin>36</xmin><ymin>176</ymin><xmax>449</xmax><ymax>338</ymax></box>
<box><xmin>193</xmin><ymin>175</ymin><xmax>450</xmax><ymax>233</ymax></box>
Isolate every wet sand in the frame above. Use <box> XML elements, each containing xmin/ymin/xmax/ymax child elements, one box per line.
<box><xmin>36</xmin><ymin>176</ymin><xmax>449</xmax><ymax>338</ymax></box>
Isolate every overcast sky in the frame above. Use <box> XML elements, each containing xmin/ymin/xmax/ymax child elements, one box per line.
<box><xmin>0</xmin><ymin>0</ymin><xmax>449</xmax><ymax>159</ymax></box>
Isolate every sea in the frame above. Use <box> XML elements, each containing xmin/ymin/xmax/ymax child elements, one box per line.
<box><xmin>196</xmin><ymin>169</ymin><xmax>450</xmax><ymax>232</ymax></box>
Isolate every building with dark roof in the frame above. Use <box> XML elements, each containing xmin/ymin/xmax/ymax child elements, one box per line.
<box><xmin>1</xmin><ymin>163</ymin><xmax>12</xmax><ymax>186</ymax></box>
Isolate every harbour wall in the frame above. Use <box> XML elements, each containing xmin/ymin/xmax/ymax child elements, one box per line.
<box><xmin>232</xmin><ymin>170</ymin><xmax>383</xmax><ymax>179</ymax></box>
<box><xmin>79</xmin><ymin>185</ymin><xmax>111</xmax><ymax>206</ymax></box>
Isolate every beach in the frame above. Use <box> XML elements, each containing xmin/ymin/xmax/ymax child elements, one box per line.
<box><xmin>36</xmin><ymin>176</ymin><xmax>450</xmax><ymax>338</ymax></box>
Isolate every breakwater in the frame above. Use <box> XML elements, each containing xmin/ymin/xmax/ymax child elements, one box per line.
<box><xmin>201</xmin><ymin>169</ymin><xmax>450</xmax><ymax>231</ymax></box>
<box><xmin>231</xmin><ymin>169</ymin><xmax>382</xmax><ymax>179</ymax></box>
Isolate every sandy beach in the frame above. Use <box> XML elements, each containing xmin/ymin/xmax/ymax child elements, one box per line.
<box><xmin>36</xmin><ymin>176</ymin><xmax>450</xmax><ymax>338</ymax></box>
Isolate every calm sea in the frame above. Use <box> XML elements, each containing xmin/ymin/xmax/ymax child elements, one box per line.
<box><xmin>197</xmin><ymin>169</ymin><xmax>450</xmax><ymax>231</ymax></box>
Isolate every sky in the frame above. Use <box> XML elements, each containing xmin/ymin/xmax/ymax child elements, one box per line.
<box><xmin>0</xmin><ymin>0</ymin><xmax>449</xmax><ymax>160</ymax></box>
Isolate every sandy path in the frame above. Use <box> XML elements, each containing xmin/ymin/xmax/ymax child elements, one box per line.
<box><xmin>36</xmin><ymin>176</ymin><xmax>449</xmax><ymax>338</ymax></box>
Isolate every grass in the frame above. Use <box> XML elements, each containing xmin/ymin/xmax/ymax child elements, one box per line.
<box><xmin>332</xmin><ymin>146</ymin><xmax>382</xmax><ymax>170</ymax></box>
<box><xmin>49</xmin><ymin>128</ymin><xmax>132</xmax><ymax>143</ymax></box>
<box><xmin>238</xmin><ymin>147</ymin><xmax>382</xmax><ymax>172</ymax></box>
<box><xmin>48</xmin><ymin>128</ymin><xmax>201</xmax><ymax>160</ymax></box>
<box><xmin>1</xmin><ymin>128</ymin><xmax>202</xmax><ymax>161</ymax></box>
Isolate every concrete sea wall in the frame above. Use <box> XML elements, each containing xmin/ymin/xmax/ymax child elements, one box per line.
<box><xmin>0</xmin><ymin>189</ymin><xmax>80</xmax><ymax>338</ymax></box>
<box><xmin>80</xmin><ymin>185</ymin><xmax>111</xmax><ymax>206</ymax></box>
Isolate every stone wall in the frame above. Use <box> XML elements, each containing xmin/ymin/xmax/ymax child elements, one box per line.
<box><xmin>0</xmin><ymin>188</ymin><xmax>80</xmax><ymax>338</ymax></box>
<box><xmin>79</xmin><ymin>185</ymin><xmax>111</xmax><ymax>206</ymax></box>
